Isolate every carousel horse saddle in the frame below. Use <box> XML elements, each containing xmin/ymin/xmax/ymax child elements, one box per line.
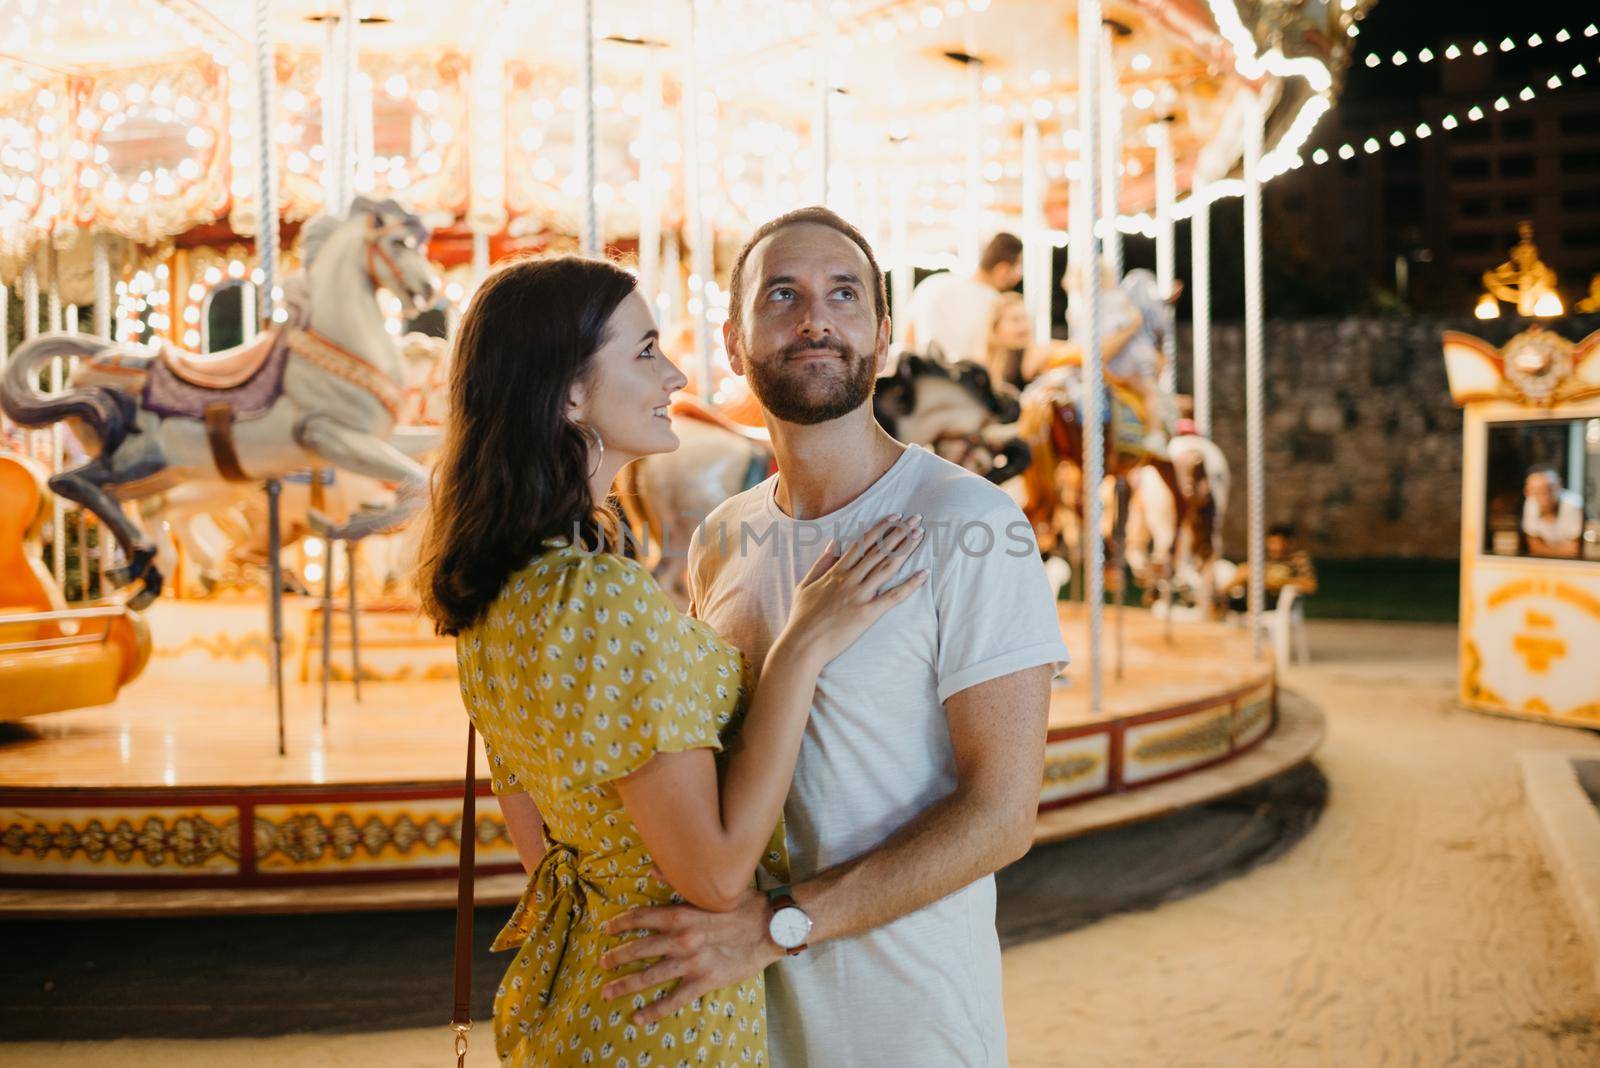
<box><xmin>670</xmin><ymin>394</ymin><xmax>771</xmax><ymax>445</ymax></box>
<box><xmin>142</xmin><ymin>330</ymin><xmax>291</xmax><ymax>424</ymax></box>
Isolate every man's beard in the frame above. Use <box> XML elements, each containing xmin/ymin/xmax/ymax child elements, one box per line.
<box><xmin>744</xmin><ymin>336</ymin><xmax>876</xmax><ymax>426</ymax></box>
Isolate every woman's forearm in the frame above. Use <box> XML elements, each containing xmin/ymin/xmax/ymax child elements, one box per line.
<box><xmin>710</xmin><ymin>637</ymin><xmax>821</xmax><ymax>874</ymax></box>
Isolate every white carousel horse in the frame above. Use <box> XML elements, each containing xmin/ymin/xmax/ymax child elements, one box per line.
<box><xmin>0</xmin><ymin>197</ymin><xmax>436</xmax><ymax>607</ymax></box>
<box><xmin>151</xmin><ymin>331</ymin><xmax>450</xmax><ymax>595</ymax></box>
<box><xmin>618</xmin><ymin>352</ymin><xmax>1031</xmax><ymax>606</ymax></box>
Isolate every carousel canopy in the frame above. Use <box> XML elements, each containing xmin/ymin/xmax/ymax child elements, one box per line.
<box><xmin>0</xmin><ymin>0</ymin><xmax>1368</xmax><ymax>278</ymax></box>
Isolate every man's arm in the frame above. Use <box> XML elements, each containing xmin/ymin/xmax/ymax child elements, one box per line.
<box><xmin>791</xmin><ymin>664</ymin><xmax>1049</xmax><ymax>943</ymax></box>
<box><xmin>601</xmin><ymin>664</ymin><xmax>1052</xmax><ymax>1024</ymax></box>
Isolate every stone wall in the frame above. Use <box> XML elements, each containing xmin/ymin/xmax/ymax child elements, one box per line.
<box><xmin>1176</xmin><ymin>311</ymin><xmax>1600</xmax><ymax>561</ymax></box>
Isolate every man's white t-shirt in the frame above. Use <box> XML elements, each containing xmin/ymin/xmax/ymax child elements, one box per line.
<box><xmin>689</xmin><ymin>445</ymin><xmax>1069</xmax><ymax>1068</ymax></box>
<box><xmin>906</xmin><ymin>271</ymin><xmax>1000</xmax><ymax>363</ymax></box>
<box><xmin>1522</xmin><ymin>489</ymin><xmax>1584</xmax><ymax>546</ymax></box>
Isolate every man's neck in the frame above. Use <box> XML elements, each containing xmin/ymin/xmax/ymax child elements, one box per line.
<box><xmin>972</xmin><ymin>269</ymin><xmax>996</xmax><ymax>290</ymax></box>
<box><xmin>768</xmin><ymin>409</ymin><xmax>905</xmax><ymax>520</ymax></box>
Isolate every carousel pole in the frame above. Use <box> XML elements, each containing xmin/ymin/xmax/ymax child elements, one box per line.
<box><xmin>257</xmin><ymin>0</ymin><xmax>286</xmax><ymax>753</ymax></box>
<box><xmin>683</xmin><ymin>0</ymin><xmax>714</xmax><ymax>402</ymax></box>
<box><xmin>0</xmin><ymin>281</ymin><xmax>8</xmax><ymax>436</ymax></box>
<box><xmin>1098</xmin><ymin>24</ymin><xmax>1123</xmax><ymax>283</ymax></box>
<box><xmin>1077</xmin><ymin>0</ymin><xmax>1107</xmax><ymax>716</ymax></box>
<box><xmin>1022</xmin><ymin>119</ymin><xmax>1050</xmax><ymax>344</ymax></box>
<box><xmin>962</xmin><ymin>58</ymin><xmax>984</xmax><ymax>270</ymax></box>
<box><xmin>1153</xmin><ymin>119</ymin><xmax>1177</xmax><ymax>397</ymax></box>
<box><xmin>48</xmin><ymin>248</ymin><xmax>65</xmax><ymax>594</ymax></box>
<box><xmin>579</xmin><ymin>0</ymin><xmax>599</xmax><ymax>256</ymax></box>
<box><xmin>637</xmin><ymin>43</ymin><xmax>663</xmax><ymax>311</ymax></box>
<box><xmin>889</xmin><ymin>169</ymin><xmax>911</xmax><ymax>351</ymax></box>
<box><xmin>1191</xmin><ymin>178</ymin><xmax>1212</xmax><ymax>438</ymax></box>
<box><xmin>92</xmin><ymin>235</ymin><xmax>112</xmax><ymax>592</ymax></box>
<box><xmin>813</xmin><ymin>0</ymin><xmax>831</xmax><ymax>206</ymax></box>
<box><xmin>22</xmin><ymin>257</ymin><xmax>40</xmax><ymax>464</ymax></box>
<box><xmin>1243</xmin><ymin>90</ymin><xmax>1267</xmax><ymax>660</ymax></box>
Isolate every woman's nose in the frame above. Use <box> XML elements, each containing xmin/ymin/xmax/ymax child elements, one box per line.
<box><xmin>664</xmin><ymin>357</ymin><xmax>689</xmax><ymax>393</ymax></box>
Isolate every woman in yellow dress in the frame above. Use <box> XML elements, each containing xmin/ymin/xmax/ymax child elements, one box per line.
<box><xmin>416</xmin><ymin>255</ymin><xmax>925</xmax><ymax>1067</ymax></box>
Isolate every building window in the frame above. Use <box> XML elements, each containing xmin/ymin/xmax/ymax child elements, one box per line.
<box><xmin>1454</xmin><ymin>233</ymin><xmax>1495</xmax><ymax>253</ymax></box>
<box><xmin>1502</xmin><ymin>194</ymin><xmax>1533</xmax><ymax>214</ymax></box>
<box><xmin>1451</xmin><ymin>157</ymin><xmax>1492</xmax><ymax>181</ymax></box>
<box><xmin>1566</xmin><ymin>228</ymin><xmax>1600</xmax><ymax>248</ymax></box>
<box><xmin>1499</xmin><ymin>154</ymin><xmax>1535</xmax><ymax>179</ymax></box>
<box><xmin>1458</xmin><ymin>197</ymin><xmax>1492</xmax><ymax>218</ymax></box>
<box><xmin>1483</xmin><ymin>420</ymin><xmax>1599</xmax><ymax>561</ymax></box>
<box><xmin>1500</xmin><ymin>117</ymin><xmax>1535</xmax><ymax>140</ymax></box>
<box><xmin>1560</xmin><ymin>188</ymin><xmax>1600</xmax><ymax>212</ymax></box>
<box><xmin>1562</xmin><ymin>150</ymin><xmax>1600</xmax><ymax>173</ymax></box>
<box><xmin>1559</xmin><ymin>112</ymin><xmax>1600</xmax><ymax>137</ymax></box>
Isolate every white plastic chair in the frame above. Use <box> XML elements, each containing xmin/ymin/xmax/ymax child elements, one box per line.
<box><xmin>1270</xmin><ymin>584</ymin><xmax>1311</xmax><ymax>666</ymax></box>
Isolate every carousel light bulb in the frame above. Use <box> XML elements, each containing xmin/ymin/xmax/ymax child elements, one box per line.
<box><xmin>1418</xmin><ymin>47</ymin><xmax>1434</xmax><ymax>62</ymax></box>
<box><xmin>1415</xmin><ymin>123</ymin><xmax>1432</xmax><ymax>138</ymax></box>
<box><xmin>1493</xmin><ymin>96</ymin><xmax>1509</xmax><ymax>111</ymax></box>
<box><xmin>430</xmin><ymin>120</ymin><xmax>454</xmax><ymax>142</ymax></box>
<box><xmin>1445</xmin><ymin>43</ymin><xmax>1461</xmax><ymax>59</ymax></box>
<box><xmin>204</xmin><ymin>266</ymin><xmax>223</xmax><ymax>285</ymax></box>
<box><xmin>1364</xmin><ymin>54</ymin><xmax>1379</xmax><ymax>68</ymax></box>
<box><xmin>126</xmin><ymin>82</ymin><xmax>147</xmax><ymax>103</ymax></box>
<box><xmin>1131</xmin><ymin>52</ymin><xmax>1152</xmax><ymax>72</ymax></box>
<box><xmin>1474</xmin><ymin>294</ymin><xmax>1500</xmax><ymax>320</ymax></box>
<box><xmin>188</xmin><ymin>283</ymin><xmax>205</xmax><ymax>301</ymax></box>
<box><xmin>183</xmin><ymin>306</ymin><xmax>200</xmax><ymax>324</ymax></box>
<box><xmin>1499</xmin><ymin>36</ymin><xmax>1514</xmax><ymax>51</ymax></box>
<box><xmin>1549</xmin><ymin>75</ymin><xmax>1563</xmax><ymax>89</ymax></box>
<box><xmin>1363</xmin><ymin>137</ymin><xmax>1380</xmax><ymax>153</ymax></box>
<box><xmin>251</xmin><ymin>268</ymin><xmax>264</xmax><ymax>285</ymax></box>
<box><xmin>1312</xmin><ymin>147</ymin><xmax>1329</xmax><ymax>164</ymax></box>
<box><xmin>1533</xmin><ymin>292</ymin><xmax>1564</xmax><ymax>317</ymax></box>
<box><xmin>1519</xmin><ymin>86</ymin><xmax>1535</xmax><ymax>101</ymax></box>
<box><xmin>1575</xmin><ymin>64</ymin><xmax>1588</xmax><ymax>78</ymax></box>
<box><xmin>1391</xmin><ymin>51</ymin><xmax>1406</xmax><ymax>65</ymax></box>
<box><xmin>1557</xmin><ymin>28</ymin><xmax>1572</xmax><ymax>42</ymax></box>
<box><xmin>1389</xmin><ymin>130</ymin><xmax>1405</xmax><ymax>146</ymax></box>
<box><xmin>99</xmin><ymin>91</ymin><xmax>120</xmax><ymax>112</ymax></box>
<box><xmin>1472</xmin><ymin>41</ymin><xmax>1487</xmax><ymax>55</ymax></box>
<box><xmin>1528</xmin><ymin>33</ymin><xmax>1543</xmax><ymax>47</ymax></box>
<box><xmin>920</xmin><ymin>6</ymin><xmax>942</xmax><ymax>28</ymax></box>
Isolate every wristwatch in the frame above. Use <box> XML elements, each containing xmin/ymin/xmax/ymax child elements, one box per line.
<box><xmin>765</xmin><ymin>885</ymin><xmax>812</xmax><ymax>956</ymax></box>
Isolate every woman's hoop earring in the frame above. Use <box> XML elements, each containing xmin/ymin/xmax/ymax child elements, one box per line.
<box><xmin>576</xmin><ymin>421</ymin><xmax>605</xmax><ymax>478</ymax></box>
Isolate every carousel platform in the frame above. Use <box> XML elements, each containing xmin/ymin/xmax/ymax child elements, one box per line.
<box><xmin>0</xmin><ymin>600</ymin><xmax>1316</xmax><ymax>917</ymax></box>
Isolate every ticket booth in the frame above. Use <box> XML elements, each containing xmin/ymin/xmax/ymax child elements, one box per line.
<box><xmin>1442</xmin><ymin>327</ymin><xmax>1600</xmax><ymax>727</ymax></box>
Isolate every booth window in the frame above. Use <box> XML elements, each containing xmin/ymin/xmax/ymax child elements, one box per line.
<box><xmin>1484</xmin><ymin>419</ymin><xmax>1600</xmax><ymax>561</ymax></box>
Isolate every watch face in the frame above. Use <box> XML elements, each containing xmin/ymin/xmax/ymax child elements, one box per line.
<box><xmin>769</xmin><ymin>906</ymin><xmax>812</xmax><ymax>949</ymax></box>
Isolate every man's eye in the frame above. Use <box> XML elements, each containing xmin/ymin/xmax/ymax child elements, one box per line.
<box><xmin>833</xmin><ymin>288</ymin><xmax>858</xmax><ymax>300</ymax></box>
<box><xmin>638</xmin><ymin>344</ymin><xmax>656</xmax><ymax>359</ymax></box>
<box><xmin>769</xmin><ymin>287</ymin><xmax>795</xmax><ymax>301</ymax></box>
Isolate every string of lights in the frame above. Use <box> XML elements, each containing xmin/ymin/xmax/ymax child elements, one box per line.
<box><xmin>1359</xmin><ymin>22</ymin><xmax>1597</xmax><ymax>69</ymax></box>
<box><xmin>1307</xmin><ymin>55</ymin><xmax>1593</xmax><ymax>167</ymax></box>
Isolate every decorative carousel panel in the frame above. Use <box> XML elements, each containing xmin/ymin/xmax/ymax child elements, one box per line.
<box><xmin>73</xmin><ymin>59</ymin><xmax>231</xmax><ymax>246</ymax></box>
<box><xmin>1461</xmin><ymin>561</ymin><xmax>1600</xmax><ymax>725</ymax></box>
<box><xmin>1039</xmin><ymin>730</ymin><xmax>1112</xmax><ymax>808</ymax></box>
<box><xmin>0</xmin><ymin>804</ymin><xmax>241</xmax><ymax>879</ymax></box>
<box><xmin>505</xmin><ymin>60</ymin><xmax>667</xmax><ymax>240</ymax></box>
<box><xmin>252</xmin><ymin>798</ymin><xmax>517</xmax><ymax>875</ymax></box>
<box><xmin>0</xmin><ymin>64</ymin><xmax>74</xmax><ymax>271</ymax></box>
<box><xmin>271</xmin><ymin>49</ymin><xmax>471</xmax><ymax>224</ymax></box>
<box><xmin>1122</xmin><ymin>702</ymin><xmax>1234</xmax><ymax>785</ymax></box>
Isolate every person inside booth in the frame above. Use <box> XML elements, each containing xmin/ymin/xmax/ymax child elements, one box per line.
<box><xmin>1522</xmin><ymin>466</ymin><xmax>1584</xmax><ymax>558</ymax></box>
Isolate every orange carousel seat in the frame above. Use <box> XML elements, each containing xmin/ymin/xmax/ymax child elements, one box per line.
<box><xmin>0</xmin><ymin>451</ymin><xmax>150</xmax><ymax>720</ymax></box>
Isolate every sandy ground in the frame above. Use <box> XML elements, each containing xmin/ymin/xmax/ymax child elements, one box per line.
<box><xmin>6</xmin><ymin>620</ymin><xmax>1600</xmax><ymax>1066</ymax></box>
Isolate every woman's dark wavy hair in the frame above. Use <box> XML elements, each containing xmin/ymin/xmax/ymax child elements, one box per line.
<box><xmin>417</xmin><ymin>255</ymin><xmax>636</xmax><ymax>636</ymax></box>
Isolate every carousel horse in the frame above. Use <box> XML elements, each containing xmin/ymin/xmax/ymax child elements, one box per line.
<box><xmin>152</xmin><ymin>331</ymin><xmax>450</xmax><ymax>595</ymax></box>
<box><xmin>618</xmin><ymin>351</ymin><xmax>1031</xmax><ymax>605</ymax></box>
<box><xmin>1016</xmin><ymin>364</ymin><xmax>1226</xmax><ymax>599</ymax></box>
<box><xmin>0</xmin><ymin>449</ymin><xmax>150</xmax><ymax>718</ymax></box>
<box><xmin>0</xmin><ymin>197</ymin><xmax>437</xmax><ymax>608</ymax></box>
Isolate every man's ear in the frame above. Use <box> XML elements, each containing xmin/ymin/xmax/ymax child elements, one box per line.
<box><xmin>874</xmin><ymin>315</ymin><xmax>892</xmax><ymax>375</ymax></box>
<box><xmin>723</xmin><ymin>319</ymin><xmax>746</xmax><ymax>376</ymax></box>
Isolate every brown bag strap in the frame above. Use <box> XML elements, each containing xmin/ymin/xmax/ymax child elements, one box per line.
<box><xmin>450</xmin><ymin>723</ymin><xmax>476</xmax><ymax>1065</ymax></box>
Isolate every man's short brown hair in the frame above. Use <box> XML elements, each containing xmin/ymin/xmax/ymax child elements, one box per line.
<box><xmin>727</xmin><ymin>205</ymin><xmax>888</xmax><ymax>338</ymax></box>
<box><xmin>979</xmin><ymin>232</ymin><xmax>1024</xmax><ymax>273</ymax></box>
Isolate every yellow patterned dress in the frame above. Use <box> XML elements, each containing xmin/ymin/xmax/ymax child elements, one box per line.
<box><xmin>456</xmin><ymin>542</ymin><xmax>786</xmax><ymax>1067</ymax></box>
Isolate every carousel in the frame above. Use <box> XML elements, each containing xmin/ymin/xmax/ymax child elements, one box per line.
<box><xmin>0</xmin><ymin>0</ymin><xmax>1351</xmax><ymax>915</ymax></box>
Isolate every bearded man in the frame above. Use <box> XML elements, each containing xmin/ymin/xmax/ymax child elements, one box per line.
<box><xmin>603</xmin><ymin>206</ymin><xmax>1069</xmax><ymax>1066</ymax></box>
